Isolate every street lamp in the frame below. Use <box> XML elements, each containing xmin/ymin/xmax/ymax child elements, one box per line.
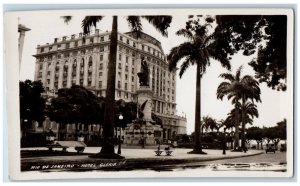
<box><xmin>117</xmin><ymin>114</ymin><xmax>123</xmax><ymax>155</ymax></box>
<box><xmin>223</xmin><ymin>128</ymin><xmax>226</xmax><ymax>155</ymax></box>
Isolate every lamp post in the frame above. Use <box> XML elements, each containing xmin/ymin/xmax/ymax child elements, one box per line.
<box><xmin>117</xmin><ymin>114</ymin><xmax>123</xmax><ymax>155</ymax></box>
<box><xmin>223</xmin><ymin>128</ymin><xmax>226</xmax><ymax>155</ymax></box>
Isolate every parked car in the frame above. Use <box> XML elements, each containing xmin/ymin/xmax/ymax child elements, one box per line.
<box><xmin>280</xmin><ymin>144</ymin><xmax>287</xmax><ymax>152</ymax></box>
<box><xmin>266</xmin><ymin>143</ymin><xmax>276</xmax><ymax>153</ymax></box>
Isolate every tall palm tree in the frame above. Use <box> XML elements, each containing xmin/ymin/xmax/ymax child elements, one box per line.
<box><xmin>217</xmin><ymin>65</ymin><xmax>260</xmax><ymax>150</ymax></box>
<box><xmin>240</xmin><ymin>101</ymin><xmax>259</xmax><ymax>150</ymax></box>
<box><xmin>64</xmin><ymin>15</ymin><xmax>172</xmax><ymax>157</ymax></box>
<box><xmin>168</xmin><ymin>16</ymin><xmax>230</xmax><ymax>154</ymax></box>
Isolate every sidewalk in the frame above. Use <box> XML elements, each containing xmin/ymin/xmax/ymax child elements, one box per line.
<box><xmin>21</xmin><ymin>147</ymin><xmax>264</xmax><ymax>171</ymax></box>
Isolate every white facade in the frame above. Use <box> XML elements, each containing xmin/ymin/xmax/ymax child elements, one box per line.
<box><xmin>33</xmin><ymin>30</ymin><xmax>186</xmax><ymax>141</ymax></box>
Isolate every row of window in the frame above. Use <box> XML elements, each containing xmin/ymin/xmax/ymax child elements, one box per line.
<box><xmin>40</xmin><ymin>35</ymin><xmax>110</xmax><ymax>53</ymax></box>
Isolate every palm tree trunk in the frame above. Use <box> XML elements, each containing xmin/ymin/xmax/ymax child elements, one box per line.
<box><xmin>234</xmin><ymin>99</ymin><xmax>240</xmax><ymax>150</ymax></box>
<box><xmin>241</xmin><ymin>97</ymin><xmax>246</xmax><ymax>151</ymax></box>
<box><xmin>189</xmin><ymin>63</ymin><xmax>205</xmax><ymax>154</ymax></box>
<box><xmin>100</xmin><ymin>16</ymin><xmax>118</xmax><ymax>154</ymax></box>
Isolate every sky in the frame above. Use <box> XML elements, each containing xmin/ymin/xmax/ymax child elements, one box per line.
<box><xmin>18</xmin><ymin>10</ymin><xmax>290</xmax><ymax>134</ymax></box>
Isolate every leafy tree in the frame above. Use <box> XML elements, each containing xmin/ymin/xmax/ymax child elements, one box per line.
<box><xmin>214</xmin><ymin>15</ymin><xmax>287</xmax><ymax>91</ymax></box>
<box><xmin>276</xmin><ymin>118</ymin><xmax>287</xmax><ymax>140</ymax></box>
<box><xmin>168</xmin><ymin>16</ymin><xmax>231</xmax><ymax>154</ymax></box>
<box><xmin>20</xmin><ymin>80</ymin><xmax>46</xmax><ymax>137</ymax></box>
<box><xmin>47</xmin><ymin>85</ymin><xmax>104</xmax><ymax>140</ymax></box>
<box><xmin>63</xmin><ymin>15</ymin><xmax>172</xmax><ymax>156</ymax></box>
<box><xmin>217</xmin><ymin>66</ymin><xmax>260</xmax><ymax>150</ymax></box>
<box><xmin>246</xmin><ymin>126</ymin><xmax>264</xmax><ymax>149</ymax></box>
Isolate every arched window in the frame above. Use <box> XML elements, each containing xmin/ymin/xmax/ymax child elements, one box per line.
<box><xmin>88</xmin><ymin>56</ymin><xmax>92</xmax><ymax>67</ymax></box>
<box><xmin>81</xmin><ymin>58</ymin><xmax>84</xmax><ymax>67</ymax></box>
<box><xmin>73</xmin><ymin>59</ymin><xmax>77</xmax><ymax>67</ymax></box>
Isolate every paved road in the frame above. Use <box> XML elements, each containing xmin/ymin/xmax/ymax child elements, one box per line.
<box><xmin>202</xmin><ymin>151</ymin><xmax>286</xmax><ymax>164</ymax></box>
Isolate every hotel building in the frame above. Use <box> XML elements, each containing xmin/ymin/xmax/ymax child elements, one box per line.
<box><xmin>32</xmin><ymin>30</ymin><xmax>186</xmax><ymax>142</ymax></box>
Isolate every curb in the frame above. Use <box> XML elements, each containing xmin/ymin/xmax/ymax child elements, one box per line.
<box><xmin>21</xmin><ymin>151</ymin><xmax>264</xmax><ymax>172</ymax></box>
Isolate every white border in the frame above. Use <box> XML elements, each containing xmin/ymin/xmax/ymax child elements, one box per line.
<box><xmin>3</xmin><ymin>8</ymin><xmax>295</xmax><ymax>180</ymax></box>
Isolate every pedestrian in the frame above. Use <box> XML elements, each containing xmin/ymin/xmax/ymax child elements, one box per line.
<box><xmin>140</xmin><ymin>136</ymin><xmax>145</xmax><ymax>148</ymax></box>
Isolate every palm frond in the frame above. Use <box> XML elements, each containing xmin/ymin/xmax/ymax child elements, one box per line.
<box><xmin>126</xmin><ymin>16</ymin><xmax>143</xmax><ymax>38</ymax></box>
<box><xmin>176</xmin><ymin>28</ymin><xmax>193</xmax><ymax>40</ymax></box>
<box><xmin>179</xmin><ymin>60</ymin><xmax>191</xmax><ymax>78</ymax></box>
<box><xmin>219</xmin><ymin>73</ymin><xmax>235</xmax><ymax>82</ymax></box>
<box><xmin>168</xmin><ymin>42</ymin><xmax>193</xmax><ymax>71</ymax></box>
<box><xmin>82</xmin><ymin>16</ymin><xmax>104</xmax><ymax>34</ymax></box>
<box><xmin>142</xmin><ymin>16</ymin><xmax>172</xmax><ymax>37</ymax></box>
<box><xmin>235</xmin><ymin>65</ymin><xmax>243</xmax><ymax>81</ymax></box>
<box><xmin>61</xmin><ymin>16</ymin><xmax>72</xmax><ymax>24</ymax></box>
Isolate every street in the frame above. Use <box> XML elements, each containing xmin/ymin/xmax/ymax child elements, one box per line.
<box><xmin>202</xmin><ymin>151</ymin><xmax>286</xmax><ymax>164</ymax></box>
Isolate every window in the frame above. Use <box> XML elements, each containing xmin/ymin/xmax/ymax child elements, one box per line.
<box><xmin>74</xmin><ymin>41</ymin><xmax>78</xmax><ymax>47</ymax></box>
<box><xmin>125</xmin><ymin>93</ymin><xmax>128</xmax><ymax>99</ymax></box>
<box><xmin>132</xmin><ymin>52</ymin><xmax>136</xmax><ymax>57</ymax></box>
<box><xmin>125</xmin><ymin>66</ymin><xmax>128</xmax><ymax>72</ymax></box>
<box><xmin>90</xmin><ymin>38</ymin><xmax>93</xmax><ymax>43</ymax></box>
<box><xmin>142</xmin><ymin>45</ymin><xmax>144</xmax><ymax>50</ymax></box>
<box><xmin>118</xmin><ymin>81</ymin><xmax>121</xmax><ymax>88</ymax></box>
<box><xmin>100</xmin><ymin>37</ymin><xmax>104</xmax><ymax>41</ymax></box>
<box><xmin>49</xmin><ymin>46</ymin><xmax>53</xmax><ymax>51</ymax></box>
<box><xmin>82</xmin><ymin>39</ymin><xmax>86</xmax><ymax>45</ymax></box>
<box><xmin>119</xmin><ymin>54</ymin><xmax>122</xmax><ymax>61</ymax></box>
<box><xmin>132</xmin><ymin>76</ymin><xmax>134</xmax><ymax>81</ymax></box>
<box><xmin>99</xmin><ymin>63</ymin><xmax>103</xmax><ymax>70</ymax></box>
<box><xmin>133</xmin><ymin>42</ymin><xmax>136</xmax><ymax>47</ymax></box>
<box><xmin>132</xmin><ymin>68</ymin><xmax>134</xmax><ymax>74</ymax></box>
<box><xmin>40</xmin><ymin>48</ymin><xmax>44</xmax><ymax>53</ymax></box>
<box><xmin>118</xmin><ymin>72</ymin><xmax>121</xmax><ymax>78</ymax></box>
<box><xmin>81</xmin><ymin>59</ymin><xmax>84</xmax><ymax>67</ymax></box>
<box><xmin>99</xmin><ymin>72</ymin><xmax>103</xmax><ymax>76</ymax></box>
<box><xmin>119</xmin><ymin>36</ymin><xmax>123</xmax><ymax>41</ymax></box>
<box><xmin>100</xmin><ymin>46</ymin><xmax>104</xmax><ymax>52</ymax></box>
<box><xmin>39</xmin><ymin>65</ymin><xmax>43</xmax><ymax>70</ymax></box>
<box><xmin>117</xmin><ymin>91</ymin><xmax>121</xmax><ymax>97</ymax></box>
<box><xmin>132</xmin><ymin>59</ymin><xmax>135</xmax><ymax>65</ymax></box>
<box><xmin>73</xmin><ymin>60</ymin><xmax>77</xmax><ymax>67</ymax></box>
<box><xmin>148</xmin><ymin>46</ymin><xmax>150</xmax><ymax>52</ymax></box>
<box><xmin>100</xmin><ymin>55</ymin><xmax>103</xmax><ymax>61</ymax></box>
<box><xmin>66</xmin><ymin>43</ymin><xmax>70</xmax><ymax>48</ymax></box>
<box><xmin>118</xmin><ymin>63</ymin><xmax>121</xmax><ymax>69</ymax></box>
<box><xmin>125</xmin><ymin>83</ymin><xmax>128</xmax><ymax>90</ymax></box>
<box><xmin>131</xmin><ymin>84</ymin><xmax>134</xmax><ymax>91</ymax></box>
<box><xmin>126</xmin><ymin>56</ymin><xmax>129</xmax><ymax>63</ymax></box>
<box><xmin>57</xmin><ymin>44</ymin><xmax>61</xmax><ymax>49</ymax></box>
<box><xmin>125</xmin><ymin>74</ymin><xmax>128</xmax><ymax>80</ymax></box>
<box><xmin>126</xmin><ymin>39</ymin><xmax>129</xmax><ymax>44</ymax></box>
<box><xmin>99</xmin><ymin>81</ymin><xmax>102</xmax><ymax>88</ymax></box>
<box><xmin>47</xmin><ymin>79</ymin><xmax>50</xmax><ymax>85</ymax></box>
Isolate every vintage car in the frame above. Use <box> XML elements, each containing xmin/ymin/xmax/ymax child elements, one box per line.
<box><xmin>266</xmin><ymin>143</ymin><xmax>276</xmax><ymax>153</ymax></box>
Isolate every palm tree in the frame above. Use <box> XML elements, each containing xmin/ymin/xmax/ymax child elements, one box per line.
<box><xmin>240</xmin><ymin>101</ymin><xmax>259</xmax><ymax>150</ymax></box>
<box><xmin>64</xmin><ymin>15</ymin><xmax>172</xmax><ymax>157</ymax></box>
<box><xmin>217</xmin><ymin>65</ymin><xmax>261</xmax><ymax>150</ymax></box>
<box><xmin>168</xmin><ymin>16</ymin><xmax>231</xmax><ymax>154</ymax></box>
<box><xmin>202</xmin><ymin>116</ymin><xmax>217</xmax><ymax>133</ymax></box>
